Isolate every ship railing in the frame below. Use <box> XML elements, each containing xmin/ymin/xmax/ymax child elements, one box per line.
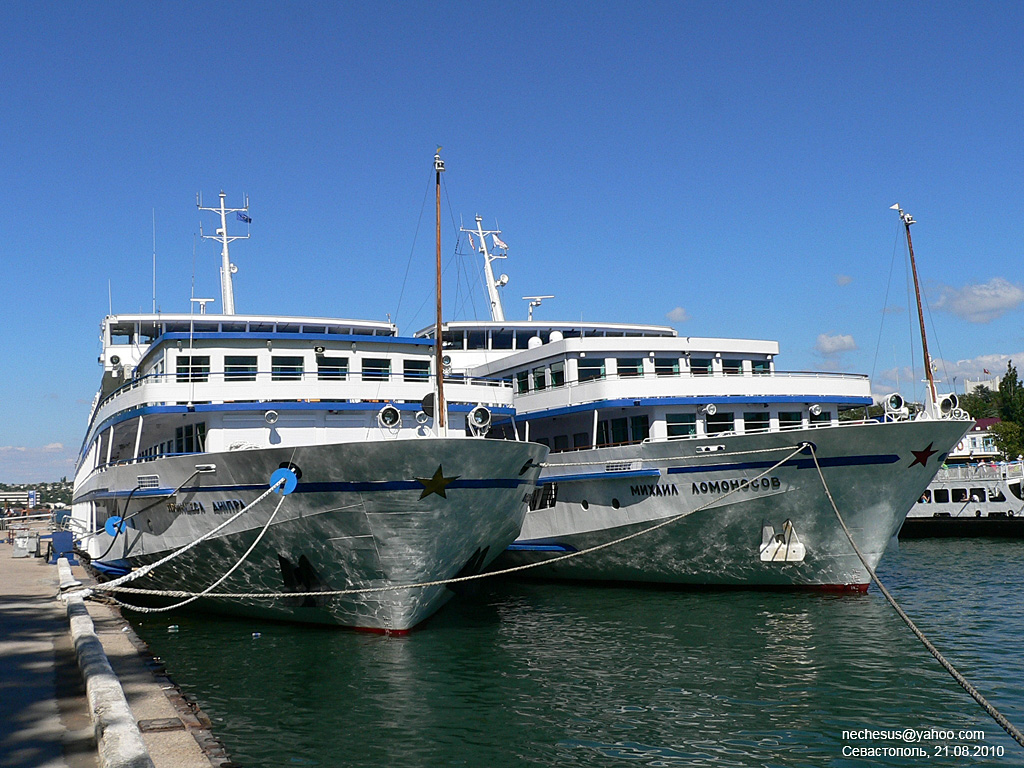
<box><xmin>936</xmin><ymin>461</ymin><xmax>1024</xmax><ymax>482</ymax></box>
<box><xmin>87</xmin><ymin>370</ymin><xmax>514</xmax><ymax>433</ymax></box>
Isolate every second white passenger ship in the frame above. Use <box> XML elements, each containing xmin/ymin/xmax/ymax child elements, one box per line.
<box><xmin>421</xmin><ymin>212</ymin><xmax>972</xmax><ymax>590</ymax></box>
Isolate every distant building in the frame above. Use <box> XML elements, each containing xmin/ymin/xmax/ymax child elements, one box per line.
<box><xmin>0</xmin><ymin>491</ymin><xmax>31</xmax><ymax>508</ymax></box>
<box><xmin>965</xmin><ymin>377</ymin><xmax>1000</xmax><ymax>394</ymax></box>
<box><xmin>946</xmin><ymin>417</ymin><xmax>1000</xmax><ymax>463</ymax></box>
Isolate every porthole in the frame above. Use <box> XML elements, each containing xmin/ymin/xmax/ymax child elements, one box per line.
<box><xmin>611</xmin><ymin>498</ymin><xmax>620</xmax><ymax>509</ymax></box>
<box><xmin>581</xmin><ymin>500</ymin><xmax>589</xmax><ymax>510</ymax></box>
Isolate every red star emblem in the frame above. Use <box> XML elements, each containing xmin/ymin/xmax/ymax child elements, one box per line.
<box><xmin>415</xmin><ymin>465</ymin><xmax>460</xmax><ymax>499</ymax></box>
<box><xmin>909</xmin><ymin>443</ymin><xmax>938</xmax><ymax>468</ymax></box>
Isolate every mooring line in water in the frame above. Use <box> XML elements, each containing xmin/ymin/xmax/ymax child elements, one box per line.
<box><xmin>89</xmin><ymin>444</ymin><xmax>809</xmax><ymax>602</ymax></box>
<box><xmin>806</xmin><ymin>442</ymin><xmax>1024</xmax><ymax>750</ymax></box>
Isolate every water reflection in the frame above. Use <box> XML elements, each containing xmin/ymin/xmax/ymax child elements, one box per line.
<box><xmin>134</xmin><ymin>540</ymin><xmax>1023</xmax><ymax>767</ymax></box>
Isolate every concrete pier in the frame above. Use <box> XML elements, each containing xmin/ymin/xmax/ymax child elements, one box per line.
<box><xmin>0</xmin><ymin>525</ymin><xmax>234</xmax><ymax>768</ymax></box>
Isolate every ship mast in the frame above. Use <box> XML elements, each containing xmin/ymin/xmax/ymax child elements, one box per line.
<box><xmin>197</xmin><ymin>191</ymin><xmax>250</xmax><ymax>315</ymax></box>
<box><xmin>892</xmin><ymin>204</ymin><xmax>938</xmax><ymax>410</ymax></box>
<box><xmin>434</xmin><ymin>151</ymin><xmax>447</xmax><ymax>433</ymax></box>
<box><xmin>461</xmin><ymin>215</ymin><xmax>509</xmax><ymax>321</ymax></box>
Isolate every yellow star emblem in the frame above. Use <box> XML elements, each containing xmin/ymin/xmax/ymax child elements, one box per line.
<box><xmin>415</xmin><ymin>465</ymin><xmax>460</xmax><ymax>499</ymax></box>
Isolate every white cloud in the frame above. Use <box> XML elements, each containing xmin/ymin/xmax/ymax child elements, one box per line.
<box><xmin>835</xmin><ymin>274</ymin><xmax>853</xmax><ymax>286</ymax></box>
<box><xmin>814</xmin><ymin>333</ymin><xmax>857</xmax><ymax>356</ymax></box>
<box><xmin>666</xmin><ymin>307</ymin><xmax>690</xmax><ymax>323</ymax></box>
<box><xmin>934</xmin><ymin>278</ymin><xmax>1024</xmax><ymax>323</ymax></box>
<box><xmin>0</xmin><ymin>444</ymin><xmax>76</xmax><ymax>483</ymax></box>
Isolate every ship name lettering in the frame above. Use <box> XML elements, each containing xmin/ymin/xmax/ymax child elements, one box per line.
<box><xmin>212</xmin><ymin>498</ymin><xmax>246</xmax><ymax>513</ymax></box>
<box><xmin>167</xmin><ymin>500</ymin><xmax>206</xmax><ymax>515</ymax></box>
<box><xmin>691</xmin><ymin>477</ymin><xmax>780</xmax><ymax>495</ymax></box>
<box><xmin>629</xmin><ymin>484</ymin><xmax>679</xmax><ymax>498</ymax></box>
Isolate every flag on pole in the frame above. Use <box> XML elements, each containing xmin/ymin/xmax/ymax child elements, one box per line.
<box><xmin>492</xmin><ymin>234</ymin><xmax>508</xmax><ymax>250</ymax></box>
<box><xmin>237</xmin><ymin>212</ymin><xmax>252</xmax><ymax>224</ymax></box>
<box><xmin>468</xmin><ymin>233</ymin><xmax>475</xmax><ymax>250</ymax></box>
<box><xmin>984</xmin><ymin>369</ymin><xmax>990</xmax><ymax>374</ymax></box>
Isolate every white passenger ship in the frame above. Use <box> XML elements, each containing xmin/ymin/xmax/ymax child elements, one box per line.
<box><xmin>70</xmin><ymin>179</ymin><xmax>546</xmax><ymax>632</ymax></box>
<box><xmin>900</xmin><ymin>461</ymin><xmax>1024</xmax><ymax>538</ymax></box>
<box><xmin>419</xmin><ymin>212</ymin><xmax>972</xmax><ymax>589</ymax></box>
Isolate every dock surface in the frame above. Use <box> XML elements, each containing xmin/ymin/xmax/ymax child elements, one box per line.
<box><xmin>0</xmin><ymin>524</ymin><xmax>227</xmax><ymax>768</ymax></box>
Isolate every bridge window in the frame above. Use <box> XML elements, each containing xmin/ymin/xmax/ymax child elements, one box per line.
<box><xmin>752</xmin><ymin>360</ymin><xmax>771</xmax><ymax>375</ymax></box>
<box><xmin>723</xmin><ymin>359</ymin><xmax>743</xmax><ymax>375</ymax></box>
<box><xmin>578</xmin><ymin>358</ymin><xmax>605</xmax><ymax>382</ymax></box>
<box><xmin>779</xmin><ymin>411</ymin><xmax>803</xmax><ymax>429</ymax></box>
<box><xmin>318</xmin><ymin>356</ymin><xmax>349</xmax><ymax>380</ymax></box>
<box><xmin>532</xmin><ymin>366</ymin><xmax>546</xmax><ymax>391</ymax></box>
<box><xmin>272</xmin><ymin>356</ymin><xmax>304</xmax><ymax>381</ymax></box>
<box><xmin>361</xmin><ymin>358</ymin><xmax>391</xmax><ymax>381</ymax></box>
<box><xmin>516</xmin><ymin>370</ymin><xmax>530</xmax><ymax>393</ymax></box>
<box><xmin>655</xmin><ymin>357</ymin><xmax>679</xmax><ymax>376</ymax></box>
<box><xmin>690</xmin><ymin>358</ymin><xmax>712</xmax><ymax>376</ymax></box>
<box><xmin>225</xmin><ymin>355</ymin><xmax>257</xmax><ymax>382</ymax></box>
<box><xmin>630</xmin><ymin>415</ymin><xmax>650</xmax><ymax>441</ymax></box>
<box><xmin>176</xmin><ymin>355</ymin><xmax>210</xmax><ymax>383</ymax></box>
<box><xmin>618</xmin><ymin>358</ymin><xmax>644</xmax><ymax>378</ymax></box>
<box><xmin>706</xmin><ymin>412</ymin><xmax>735</xmax><ymax>434</ymax></box>
<box><xmin>404</xmin><ymin>359</ymin><xmax>430</xmax><ymax>382</ymax></box>
<box><xmin>744</xmin><ymin>412</ymin><xmax>770</xmax><ymax>433</ymax></box>
<box><xmin>667</xmin><ymin>413</ymin><xmax>696</xmax><ymax>438</ymax></box>
<box><xmin>550</xmin><ymin>362</ymin><xmax>565</xmax><ymax>388</ymax></box>
<box><xmin>810</xmin><ymin>409</ymin><xmax>832</xmax><ymax>425</ymax></box>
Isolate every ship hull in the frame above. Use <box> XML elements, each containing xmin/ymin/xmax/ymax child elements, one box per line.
<box><xmin>494</xmin><ymin>420</ymin><xmax>970</xmax><ymax>587</ymax></box>
<box><xmin>73</xmin><ymin>438</ymin><xmax>546</xmax><ymax>632</ymax></box>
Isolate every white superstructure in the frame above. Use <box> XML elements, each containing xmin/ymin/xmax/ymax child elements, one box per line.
<box><xmin>418</xmin><ymin>214</ymin><xmax>972</xmax><ymax>588</ymax></box>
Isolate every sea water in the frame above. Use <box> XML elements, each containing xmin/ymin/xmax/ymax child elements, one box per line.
<box><xmin>132</xmin><ymin>539</ymin><xmax>1024</xmax><ymax>767</ymax></box>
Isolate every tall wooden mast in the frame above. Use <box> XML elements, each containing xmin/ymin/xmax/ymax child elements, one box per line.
<box><xmin>434</xmin><ymin>150</ymin><xmax>447</xmax><ymax>432</ymax></box>
<box><xmin>892</xmin><ymin>204</ymin><xmax>938</xmax><ymax>409</ymax></box>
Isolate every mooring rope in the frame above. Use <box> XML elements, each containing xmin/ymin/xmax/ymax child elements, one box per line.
<box><xmin>88</xmin><ymin>443</ymin><xmax>810</xmax><ymax>601</ymax></box>
<box><xmin>806</xmin><ymin>442</ymin><xmax>1024</xmax><ymax>749</ymax></box>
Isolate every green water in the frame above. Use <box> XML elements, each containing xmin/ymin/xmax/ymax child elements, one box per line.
<box><xmin>132</xmin><ymin>539</ymin><xmax>1024</xmax><ymax>767</ymax></box>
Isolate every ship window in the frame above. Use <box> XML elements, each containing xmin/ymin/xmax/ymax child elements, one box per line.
<box><xmin>530</xmin><ymin>483</ymin><xmax>557</xmax><ymax>510</ymax></box>
<box><xmin>536</xmin><ymin>437</ymin><xmax>550</xmax><ymax>448</ymax></box>
<box><xmin>176</xmin><ymin>355</ymin><xmax>210</xmax><ymax>383</ymax></box>
<box><xmin>272</xmin><ymin>356</ymin><xmax>304</xmax><ymax>381</ymax></box>
<box><xmin>723</xmin><ymin>359</ymin><xmax>743</xmax><ymax>375</ymax></box>
<box><xmin>779</xmin><ymin>411</ymin><xmax>803</xmax><ymax>429</ymax></box>
<box><xmin>810</xmin><ymin>410</ymin><xmax>831</xmax><ymax>425</ymax></box>
<box><xmin>919</xmin><ymin>490</ymin><xmax>932</xmax><ymax>504</ymax></box>
<box><xmin>667</xmin><ymin>413</ymin><xmax>697</xmax><ymax>438</ymax></box>
<box><xmin>317</xmin><ymin>356</ymin><xmax>349</xmax><ymax>380</ymax></box>
<box><xmin>706</xmin><ymin>412</ymin><xmax>735</xmax><ymax>434</ymax></box>
<box><xmin>618</xmin><ymin>358</ymin><xmax>644</xmax><ymax>378</ymax></box>
<box><xmin>550</xmin><ymin>362</ymin><xmax>565</xmax><ymax>388</ymax></box>
<box><xmin>990</xmin><ymin>488</ymin><xmax>1006</xmax><ymax>502</ymax></box>
<box><xmin>690</xmin><ymin>358</ymin><xmax>712</xmax><ymax>376</ymax></box>
<box><xmin>744</xmin><ymin>412</ymin><xmax>770</xmax><ymax>433</ymax></box>
<box><xmin>532</xmin><ymin>366</ymin><xmax>546</xmax><ymax>391</ymax></box>
<box><xmin>611</xmin><ymin>417</ymin><xmax>629</xmax><ymax>445</ymax></box>
<box><xmin>467</xmin><ymin>331</ymin><xmax>487</xmax><ymax>350</ymax></box>
<box><xmin>934</xmin><ymin>488</ymin><xmax>950</xmax><ymax>504</ymax></box>
<box><xmin>752</xmin><ymin>360</ymin><xmax>771</xmax><ymax>375</ymax></box>
<box><xmin>630</xmin><ymin>415</ymin><xmax>650</xmax><ymax>442</ymax></box>
<box><xmin>403</xmin><ymin>359</ymin><xmax>431</xmax><ymax>382</ymax></box>
<box><xmin>553</xmin><ymin>435</ymin><xmax>569</xmax><ymax>452</ymax></box>
<box><xmin>442</xmin><ymin>330</ymin><xmax>465</xmax><ymax>349</ymax></box>
<box><xmin>951</xmin><ymin>488</ymin><xmax>968</xmax><ymax>503</ymax></box>
<box><xmin>573</xmin><ymin>432</ymin><xmax>591</xmax><ymax>449</ymax></box>
<box><xmin>578</xmin><ymin>358</ymin><xmax>605</xmax><ymax>382</ymax></box>
<box><xmin>491</xmin><ymin>330</ymin><xmax>513</xmax><ymax>349</ymax></box>
<box><xmin>516</xmin><ymin>370</ymin><xmax>530</xmax><ymax>394</ymax></box>
<box><xmin>174</xmin><ymin>422</ymin><xmax>206</xmax><ymax>454</ymax></box>
<box><xmin>225</xmin><ymin>355</ymin><xmax>257</xmax><ymax>382</ymax></box>
<box><xmin>655</xmin><ymin>357</ymin><xmax>679</xmax><ymax>377</ymax></box>
<box><xmin>362</xmin><ymin>358</ymin><xmax>391</xmax><ymax>381</ymax></box>
<box><xmin>969</xmin><ymin>488</ymin><xmax>986</xmax><ymax>503</ymax></box>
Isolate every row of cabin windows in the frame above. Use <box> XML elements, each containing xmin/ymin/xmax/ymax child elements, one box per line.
<box><xmin>175</xmin><ymin>356</ymin><xmax>431</xmax><ymax>383</ymax></box>
<box><xmin>441</xmin><ymin>328</ymin><xmax>672</xmax><ymax>350</ymax></box>
<box><xmin>919</xmin><ymin>487</ymin><xmax>1006</xmax><ymax>504</ymax></box>
<box><xmin>139</xmin><ymin>422</ymin><xmax>207</xmax><ymax>459</ymax></box>
<box><xmin>515</xmin><ymin>357</ymin><xmax>770</xmax><ymax>392</ymax></box>
<box><xmin>534</xmin><ymin>410</ymin><xmax>832</xmax><ymax>451</ymax></box>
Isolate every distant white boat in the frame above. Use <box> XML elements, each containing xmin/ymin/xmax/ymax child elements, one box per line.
<box><xmin>420</xmin><ymin>210</ymin><xmax>971</xmax><ymax>589</ymax></box>
<box><xmin>900</xmin><ymin>461</ymin><xmax>1024</xmax><ymax>538</ymax></box>
<box><xmin>70</xmin><ymin>168</ymin><xmax>547</xmax><ymax>633</ymax></box>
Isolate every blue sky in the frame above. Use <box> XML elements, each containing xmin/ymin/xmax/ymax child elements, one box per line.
<box><xmin>2</xmin><ymin>1</ymin><xmax>1023</xmax><ymax>482</ymax></box>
